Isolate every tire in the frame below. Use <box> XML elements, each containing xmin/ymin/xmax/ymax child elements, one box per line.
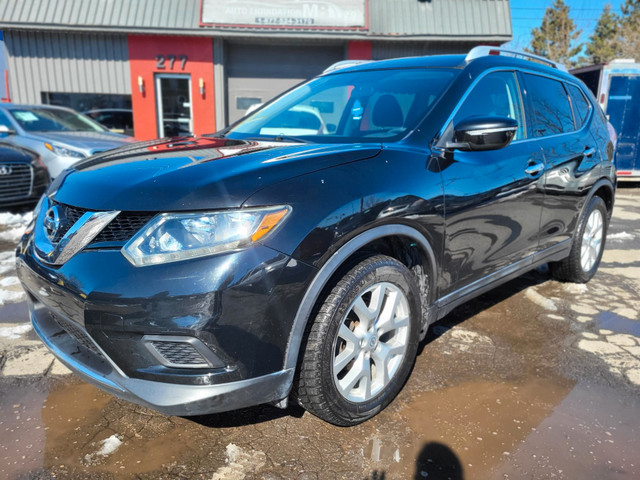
<box><xmin>550</xmin><ymin>196</ymin><xmax>608</xmax><ymax>283</ymax></box>
<box><xmin>295</xmin><ymin>255</ymin><xmax>421</xmax><ymax>426</ymax></box>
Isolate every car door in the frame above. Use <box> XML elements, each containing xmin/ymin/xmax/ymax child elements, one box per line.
<box><xmin>520</xmin><ymin>73</ymin><xmax>602</xmax><ymax>251</ymax></box>
<box><xmin>438</xmin><ymin>70</ymin><xmax>546</xmax><ymax>297</ymax></box>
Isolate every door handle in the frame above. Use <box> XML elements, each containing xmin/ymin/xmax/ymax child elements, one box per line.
<box><xmin>525</xmin><ymin>163</ymin><xmax>545</xmax><ymax>176</ymax></box>
<box><xmin>584</xmin><ymin>146</ymin><xmax>595</xmax><ymax>157</ymax></box>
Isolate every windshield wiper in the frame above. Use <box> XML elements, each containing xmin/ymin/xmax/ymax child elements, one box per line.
<box><xmin>246</xmin><ymin>135</ymin><xmax>309</xmax><ymax>143</ymax></box>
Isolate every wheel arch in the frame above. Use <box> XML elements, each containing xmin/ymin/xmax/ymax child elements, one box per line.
<box><xmin>283</xmin><ymin>224</ymin><xmax>438</xmax><ymax>372</ymax></box>
<box><xmin>590</xmin><ymin>179</ymin><xmax>615</xmax><ymax>216</ymax></box>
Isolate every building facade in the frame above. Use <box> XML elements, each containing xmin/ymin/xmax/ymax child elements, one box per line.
<box><xmin>0</xmin><ymin>0</ymin><xmax>512</xmax><ymax>139</ymax></box>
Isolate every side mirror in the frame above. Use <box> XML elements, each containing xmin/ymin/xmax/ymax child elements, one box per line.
<box><xmin>326</xmin><ymin>123</ymin><xmax>337</xmax><ymax>133</ymax></box>
<box><xmin>447</xmin><ymin>116</ymin><xmax>517</xmax><ymax>152</ymax></box>
<box><xmin>0</xmin><ymin>125</ymin><xmax>16</xmax><ymax>136</ymax></box>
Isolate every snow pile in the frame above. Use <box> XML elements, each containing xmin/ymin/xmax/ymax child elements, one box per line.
<box><xmin>84</xmin><ymin>434</ymin><xmax>123</xmax><ymax>465</ymax></box>
<box><xmin>0</xmin><ymin>212</ymin><xmax>32</xmax><ymax>226</ymax></box>
<box><xmin>0</xmin><ymin>323</ymin><xmax>32</xmax><ymax>340</ymax></box>
<box><xmin>0</xmin><ymin>228</ymin><xmax>26</xmax><ymax>243</ymax></box>
<box><xmin>0</xmin><ymin>211</ymin><xmax>33</xmax><ymax>243</ymax></box>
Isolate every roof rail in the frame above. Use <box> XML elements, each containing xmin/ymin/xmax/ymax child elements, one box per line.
<box><xmin>465</xmin><ymin>46</ymin><xmax>568</xmax><ymax>73</ymax></box>
<box><xmin>323</xmin><ymin>59</ymin><xmax>372</xmax><ymax>74</ymax></box>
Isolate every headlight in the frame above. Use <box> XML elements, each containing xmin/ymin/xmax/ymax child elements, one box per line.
<box><xmin>44</xmin><ymin>142</ymin><xmax>86</xmax><ymax>159</ymax></box>
<box><xmin>122</xmin><ymin>206</ymin><xmax>291</xmax><ymax>267</ymax></box>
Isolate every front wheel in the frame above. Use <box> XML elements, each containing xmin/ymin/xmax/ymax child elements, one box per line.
<box><xmin>295</xmin><ymin>255</ymin><xmax>421</xmax><ymax>426</ymax></box>
<box><xmin>550</xmin><ymin>196</ymin><xmax>608</xmax><ymax>283</ymax></box>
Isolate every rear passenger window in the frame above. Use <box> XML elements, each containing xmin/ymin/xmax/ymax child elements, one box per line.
<box><xmin>454</xmin><ymin>71</ymin><xmax>525</xmax><ymax>141</ymax></box>
<box><xmin>566</xmin><ymin>83</ymin><xmax>591</xmax><ymax>128</ymax></box>
<box><xmin>523</xmin><ymin>74</ymin><xmax>574</xmax><ymax>137</ymax></box>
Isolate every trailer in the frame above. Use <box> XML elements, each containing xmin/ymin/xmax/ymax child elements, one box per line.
<box><xmin>572</xmin><ymin>59</ymin><xmax>640</xmax><ymax>181</ymax></box>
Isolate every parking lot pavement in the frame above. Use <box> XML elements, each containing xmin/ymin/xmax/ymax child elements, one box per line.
<box><xmin>1</xmin><ymin>186</ymin><xmax>639</xmax><ymax>480</ymax></box>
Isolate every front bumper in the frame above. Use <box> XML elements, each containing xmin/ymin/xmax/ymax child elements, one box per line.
<box><xmin>16</xmin><ymin>234</ymin><xmax>315</xmax><ymax>415</ymax></box>
<box><xmin>28</xmin><ymin>296</ymin><xmax>293</xmax><ymax>415</ymax></box>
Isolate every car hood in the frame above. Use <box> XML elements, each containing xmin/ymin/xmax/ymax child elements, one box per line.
<box><xmin>28</xmin><ymin>131</ymin><xmax>136</xmax><ymax>153</ymax></box>
<box><xmin>50</xmin><ymin>136</ymin><xmax>382</xmax><ymax>211</ymax></box>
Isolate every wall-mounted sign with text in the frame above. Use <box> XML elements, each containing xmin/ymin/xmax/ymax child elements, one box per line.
<box><xmin>200</xmin><ymin>0</ymin><xmax>368</xmax><ymax>30</ymax></box>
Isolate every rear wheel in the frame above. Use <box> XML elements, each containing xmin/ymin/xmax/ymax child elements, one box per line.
<box><xmin>296</xmin><ymin>255</ymin><xmax>421</xmax><ymax>426</ymax></box>
<box><xmin>550</xmin><ymin>196</ymin><xmax>608</xmax><ymax>283</ymax></box>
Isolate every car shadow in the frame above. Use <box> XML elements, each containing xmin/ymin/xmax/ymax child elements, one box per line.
<box><xmin>185</xmin><ymin>402</ymin><xmax>306</xmax><ymax>428</ymax></box>
<box><xmin>419</xmin><ymin>266</ymin><xmax>551</xmax><ymax>355</ymax></box>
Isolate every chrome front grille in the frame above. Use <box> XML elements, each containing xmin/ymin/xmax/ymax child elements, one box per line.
<box><xmin>50</xmin><ymin>202</ymin><xmax>154</xmax><ymax>245</ymax></box>
<box><xmin>0</xmin><ymin>163</ymin><xmax>32</xmax><ymax>201</ymax></box>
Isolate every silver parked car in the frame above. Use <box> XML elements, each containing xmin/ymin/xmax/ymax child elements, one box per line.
<box><xmin>0</xmin><ymin>104</ymin><xmax>136</xmax><ymax>178</ymax></box>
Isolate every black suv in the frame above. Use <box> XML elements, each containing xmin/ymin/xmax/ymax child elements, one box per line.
<box><xmin>16</xmin><ymin>47</ymin><xmax>615</xmax><ymax>426</ymax></box>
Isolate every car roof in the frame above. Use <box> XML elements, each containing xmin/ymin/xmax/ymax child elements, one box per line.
<box><xmin>85</xmin><ymin>108</ymin><xmax>133</xmax><ymax>113</ymax></box>
<box><xmin>0</xmin><ymin>103</ymin><xmax>76</xmax><ymax>111</ymax></box>
<box><xmin>325</xmin><ymin>51</ymin><xmax>576</xmax><ymax>83</ymax></box>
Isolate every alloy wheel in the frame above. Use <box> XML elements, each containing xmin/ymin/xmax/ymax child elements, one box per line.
<box><xmin>580</xmin><ymin>208</ymin><xmax>604</xmax><ymax>272</ymax></box>
<box><xmin>331</xmin><ymin>282</ymin><xmax>410</xmax><ymax>403</ymax></box>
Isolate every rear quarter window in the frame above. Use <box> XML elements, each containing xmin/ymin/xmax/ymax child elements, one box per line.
<box><xmin>522</xmin><ymin>73</ymin><xmax>574</xmax><ymax>137</ymax></box>
<box><xmin>566</xmin><ymin>83</ymin><xmax>591</xmax><ymax>128</ymax></box>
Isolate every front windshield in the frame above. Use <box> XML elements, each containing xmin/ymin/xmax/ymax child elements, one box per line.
<box><xmin>9</xmin><ymin>108</ymin><xmax>107</xmax><ymax>133</ymax></box>
<box><xmin>226</xmin><ymin>68</ymin><xmax>457</xmax><ymax>143</ymax></box>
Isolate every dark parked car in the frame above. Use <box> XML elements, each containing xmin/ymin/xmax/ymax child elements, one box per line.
<box><xmin>84</xmin><ymin>109</ymin><xmax>134</xmax><ymax>137</ymax></box>
<box><xmin>0</xmin><ymin>142</ymin><xmax>49</xmax><ymax>208</ymax></box>
<box><xmin>16</xmin><ymin>47</ymin><xmax>616</xmax><ymax>426</ymax></box>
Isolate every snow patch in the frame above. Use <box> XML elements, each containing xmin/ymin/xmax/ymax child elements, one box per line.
<box><xmin>563</xmin><ymin>283</ymin><xmax>588</xmax><ymax>294</ymax></box>
<box><xmin>0</xmin><ymin>323</ymin><xmax>32</xmax><ymax>340</ymax></box>
<box><xmin>0</xmin><ymin>276</ymin><xmax>19</xmax><ymax>287</ymax></box>
<box><xmin>524</xmin><ymin>288</ymin><xmax>558</xmax><ymax>311</ymax></box>
<box><xmin>211</xmin><ymin>443</ymin><xmax>266</xmax><ymax>480</ymax></box>
<box><xmin>0</xmin><ymin>289</ymin><xmax>25</xmax><ymax>305</ymax></box>
<box><xmin>449</xmin><ymin>329</ymin><xmax>493</xmax><ymax>345</ymax></box>
<box><xmin>443</xmin><ymin>328</ymin><xmax>495</xmax><ymax>354</ymax></box>
<box><xmin>607</xmin><ymin>232</ymin><xmax>634</xmax><ymax>241</ymax></box>
<box><xmin>84</xmin><ymin>434</ymin><xmax>123</xmax><ymax>465</ymax></box>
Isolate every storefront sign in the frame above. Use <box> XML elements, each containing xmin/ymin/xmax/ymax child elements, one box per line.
<box><xmin>201</xmin><ymin>0</ymin><xmax>367</xmax><ymax>29</ymax></box>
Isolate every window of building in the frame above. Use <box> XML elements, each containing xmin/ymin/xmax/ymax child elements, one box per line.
<box><xmin>41</xmin><ymin>92</ymin><xmax>132</xmax><ymax>114</ymax></box>
<box><xmin>522</xmin><ymin>74</ymin><xmax>574</xmax><ymax>137</ymax></box>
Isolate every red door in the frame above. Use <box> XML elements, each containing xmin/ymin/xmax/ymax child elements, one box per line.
<box><xmin>128</xmin><ymin>35</ymin><xmax>215</xmax><ymax>140</ymax></box>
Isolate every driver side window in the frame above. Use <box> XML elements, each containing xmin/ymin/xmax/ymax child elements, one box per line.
<box><xmin>454</xmin><ymin>71</ymin><xmax>525</xmax><ymax>141</ymax></box>
<box><xmin>0</xmin><ymin>110</ymin><xmax>13</xmax><ymax>130</ymax></box>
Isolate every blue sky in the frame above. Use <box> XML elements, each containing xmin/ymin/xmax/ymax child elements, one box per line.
<box><xmin>505</xmin><ymin>0</ymin><xmax>618</xmax><ymax>51</ymax></box>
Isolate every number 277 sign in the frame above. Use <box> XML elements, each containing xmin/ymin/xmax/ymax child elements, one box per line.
<box><xmin>155</xmin><ymin>55</ymin><xmax>188</xmax><ymax>70</ymax></box>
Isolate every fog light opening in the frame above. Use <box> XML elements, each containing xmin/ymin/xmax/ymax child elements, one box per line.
<box><xmin>142</xmin><ymin>335</ymin><xmax>226</xmax><ymax>369</ymax></box>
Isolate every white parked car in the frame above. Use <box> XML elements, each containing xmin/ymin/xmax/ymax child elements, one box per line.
<box><xmin>0</xmin><ymin>104</ymin><xmax>136</xmax><ymax>178</ymax></box>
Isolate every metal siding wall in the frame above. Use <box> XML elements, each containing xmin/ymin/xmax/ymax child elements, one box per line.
<box><xmin>4</xmin><ymin>31</ymin><xmax>130</xmax><ymax>104</ymax></box>
<box><xmin>371</xmin><ymin>41</ymin><xmax>478</xmax><ymax>60</ymax></box>
<box><xmin>213</xmin><ymin>38</ymin><xmax>226</xmax><ymax>131</ymax></box>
